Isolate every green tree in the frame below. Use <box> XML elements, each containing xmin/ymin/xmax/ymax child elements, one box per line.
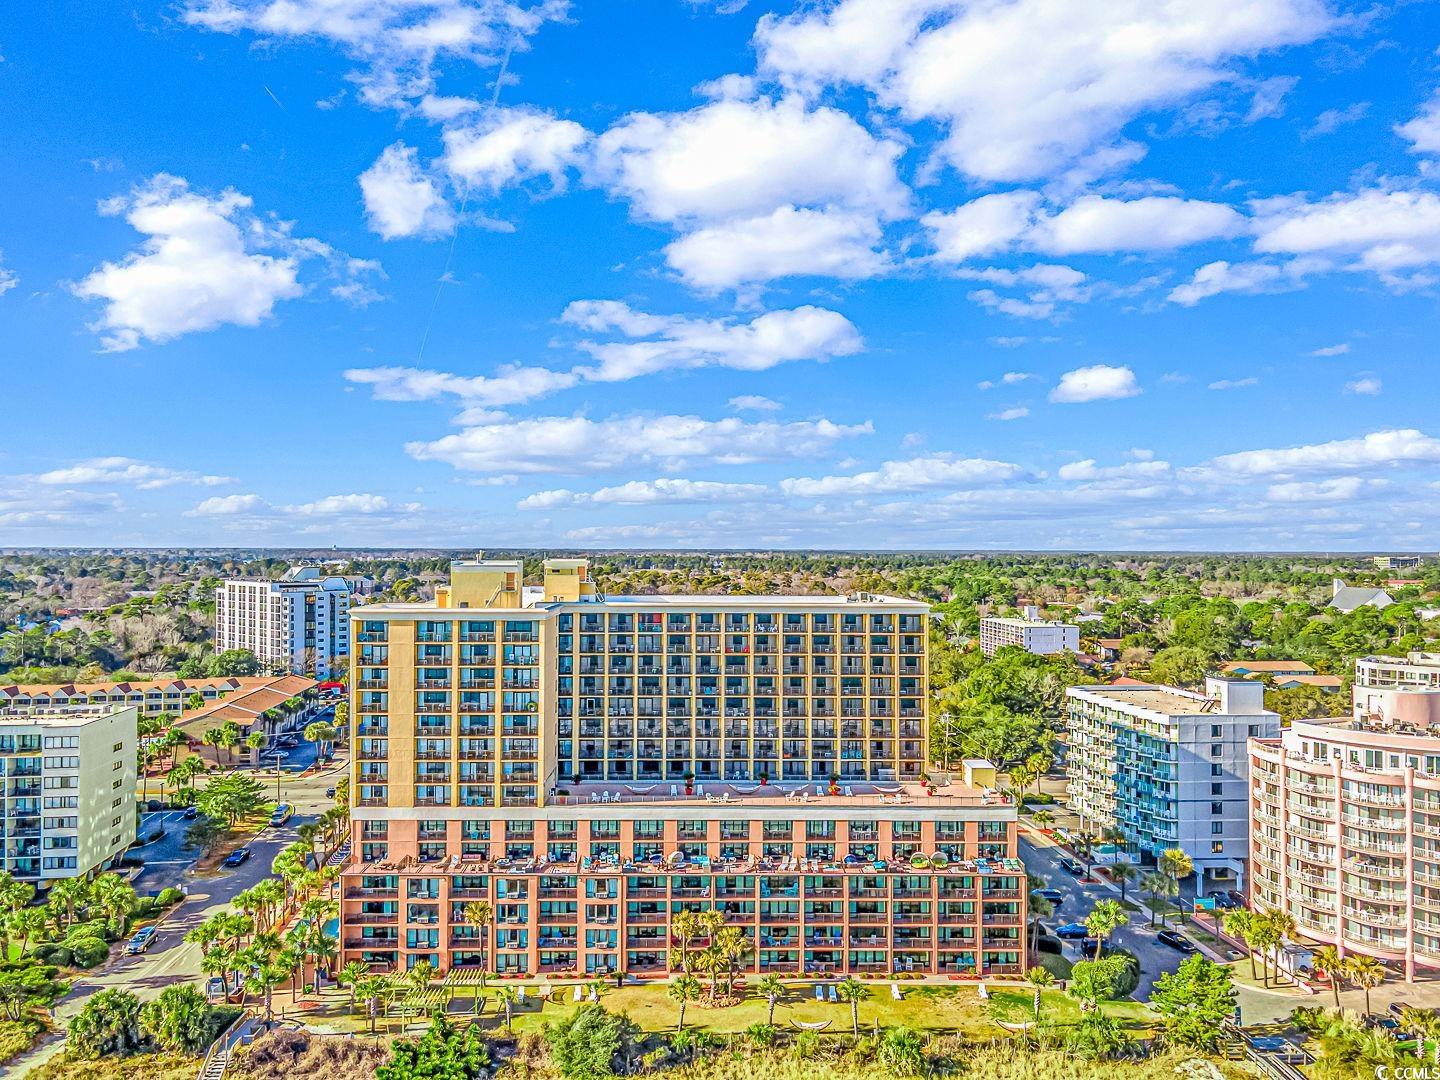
<box><xmin>1068</xmin><ymin>955</ymin><xmax>1133</xmax><ymax>1012</ymax></box>
<box><xmin>304</xmin><ymin>721</ymin><xmax>339</xmax><ymax>757</ymax></box>
<box><xmin>1345</xmin><ymin>955</ymin><xmax>1386</xmax><ymax>1016</ymax></box>
<box><xmin>1084</xmin><ymin>898</ymin><xmax>1129</xmax><ymax>960</ymax></box>
<box><xmin>1310</xmin><ymin>944</ymin><xmax>1344</xmax><ymax>1009</ymax></box>
<box><xmin>138</xmin><ymin>984</ymin><xmax>214</xmax><ymax>1053</ymax></box>
<box><xmin>543</xmin><ymin>1003</ymin><xmax>642</xmax><ymax>1080</ymax></box>
<box><xmin>756</xmin><ymin>973</ymin><xmax>786</xmax><ymax>1026</ymax></box>
<box><xmin>1066</xmin><ymin>1010</ymin><xmax>1132</xmax><ymax>1061</ymax></box>
<box><xmin>1108</xmin><ymin>860</ymin><xmax>1137</xmax><ymax>903</ymax></box>
<box><xmin>196</xmin><ymin>772</ymin><xmax>268</xmax><ymax>826</ymax></box>
<box><xmin>495</xmin><ymin>985</ymin><xmax>519</xmax><ymax>1035</ymax></box>
<box><xmin>339</xmin><ymin>960</ymin><xmax>369</xmax><ymax>1012</ymax></box>
<box><xmin>1025</xmin><ymin>965</ymin><xmax>1055</xmax><ymax>1022</ymax></box>
<box><xmin>376</xmin><ymin>1012</ymin><xmax>490</xmax><ymax>1080</ymax></box>
<box><xmin>0</xmin><ymin>965</ymin><xmax>66</xmax><ymax>1021</ymax></box>
<box><xmin>208</xmin><ymin>649</ymin><xmax>260</xmax><ymax>677</ymax></box>
<box><xmin>877</xmin><ymin>1026</ymin><xmax>926</xmax><ymax>1076</ymax></box>
<box><xmin>836</xmin><ymin>976</ymin><xmax>869</xmax><ymax>1036</ymax></box>
<box><xmin>1150</xmin><ymin>955</ymin><xmax>1238</xmax><ymax>1050</ymax></box>
<box><xmin>668</xmin><ymin>975</ymin><xmax>701</xmax><ymax>1031</ymax></box>
<box><xmin>68</xmin><ymin>988</ymin><xmax>144</xmax><ymax>1059</ymax></box>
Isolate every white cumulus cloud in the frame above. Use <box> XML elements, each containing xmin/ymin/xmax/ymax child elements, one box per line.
<box><xmin>756</xmin><ymin>0</ymin><xmax>1334</xmax><ymax>183</ymax></box>
<box><xmin>360</xmin><ymin>142</ymin><xmax>455</xmax><ymax>239</ymax></box>
<box><xmin>408</xmin><ymin>414</ymin><xmax>873</xmax><ymax>474</ymax></box>
<box><xmin>186</xmin><ymin>493</ymin><xmax>264</xmax><ymax>517</ymax></box>
<box><xmin>1208</xmin><ymin>429</ymin><xmax>1440</xmax><ymax>477</ymax></box>
<box><xmin>1049</xmin><ymin>364</ymin><xmax>1141</xmax><ymax>403</ymax></box>
<box><xmin>442</xmin><ymin>106</ymin><xmax>590</xmax><ymax>192</ymax></box>
<box><xmin>36</xmin><ymin>456</ymin><xmax>234</xmax><ymax>489</ymax></box>
<box><xmin>519</xmin><ymin>478</ymin><xmax>768</xmax><ymax>509</ymax></box>
<box><xmin>780</xmin><ymin>454</ymin><xmax>1024</xmax><ymax>496</ymax></box>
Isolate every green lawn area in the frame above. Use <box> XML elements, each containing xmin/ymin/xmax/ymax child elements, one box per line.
<box><xmin>418</xmin><ymin>981</ymin><xmax>1154</xmax><ymax>1039</ymax></box>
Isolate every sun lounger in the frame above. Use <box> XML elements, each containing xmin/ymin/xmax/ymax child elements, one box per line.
<box><xmin>891</xmin><ymin>982</ymin><xmax>903</xmax><ymax>1000</ymax></box>
<box><xmin>828</xmin><ymin>985</ymin><xmax>839</xmax><ymax>1003</ymax></box>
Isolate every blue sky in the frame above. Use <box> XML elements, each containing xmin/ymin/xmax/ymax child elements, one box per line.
<box><xmin>3</xmin><ymin>0</ymin><xmax>1440</xmax><ymax>550</ymax></box>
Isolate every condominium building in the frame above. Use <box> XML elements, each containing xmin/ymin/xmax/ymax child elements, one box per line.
<box><xmin>339</xmin><ymin>559</ymin><xmax>1025</xmax><ymax>980</ymax></box>
<box><xmin>1354</xmin><ymin>652</ymin><xmax>1440</xmax><ymax>726</ymax></box>
<box><xmin>215</xmin><ymin>566</ymin><xmax>352</xmax><ymax>677</ymax></box>
<box><xmin>1249</xmin><ymin>715</ymin><xmax>1440</xmax><ymax>980</ymax></box>
<box><xmin>1374</xmin><ymin>556</ymin><xmax>1423</xmax><ymax>570</ymax></box>
<box><xmin>1065</xmin><ymin>678</ymin><xmax>1279</xmax><ymax>889</ymax></box>
<box><xmin>0</xmin><ymin>705</ymin><xmax>137</xmax><ymax>888</ymax></box>
<box><xmin>978</xmin><ymin>607</ymin><xmax>1079</xmax><ymax>657</ymax></box>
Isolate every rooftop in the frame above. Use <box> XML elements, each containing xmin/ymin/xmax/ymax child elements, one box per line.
<box><xmin>357</xmin><ymin>590</ymin><xmax>926</xmax><ymax>615</ymax></box>
<box><xmin>0</xmin><ymin>704</ymin><xmax>133</xmax><ymax>727</ymax></box>
<box><xmin>544</xmin><ymin>777</ymin><xmax>1005</xmax><ymax>809</ymax></box>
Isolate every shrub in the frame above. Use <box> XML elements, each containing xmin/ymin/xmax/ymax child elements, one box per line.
<box><xmin>67</xmin><ymin>989</ymin><xmax>143</xmax><ymax>1059</ymax></box>
<box><xmin>69</xmin><ymin>938</ymin><xmax>111</xmax><ymax>969</ymax></box>
<box><xmin>29</xmin><ymin>946</ymin><xmax>57</xmax><ymax>965</ymax></box>
<box><xmin>1106</xmin><ymin>948</ymin><xmax>1141</xmax><ymax>998</ymax></box>
<box><xmin>43</xmin><ymin>947</ymin><xmax>72</xmax><ymax>969</ymax></box>
<box><xmin>746</xmin><ymin>1023</ymin><xmax>777</xmax><ymax>1048</ymax></box>
<box><xmin>131</xmin><ymin>898</ymin><xmax>159</xmax><ymax>920</ymax></box>
<box><xmin>156</xmin><ymin>887</ymin><xmax>185</xmax><ymax>907</ymax></box>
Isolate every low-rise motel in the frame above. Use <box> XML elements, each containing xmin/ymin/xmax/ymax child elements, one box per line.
<box><xmin>338</xmin><ymin>558</ymin><xmax>1025</xmax><ymax>980</ymax></box>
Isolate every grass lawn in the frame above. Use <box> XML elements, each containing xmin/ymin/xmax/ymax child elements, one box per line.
<box><xmin>420</xmin><ymin>982</ymin><xmax>1154</xmax><ymax>1039</ymax></box>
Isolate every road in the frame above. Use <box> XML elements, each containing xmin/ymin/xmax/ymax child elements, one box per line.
<box><xmin>1021</xmin><ymin>832</ymin><xmax>1187</xmax><ymax>999</ymax></box>
<box><xmin>12</xmin><ymin>754</ymin><xmax>348</xmax><ymax>1077</ymax></box>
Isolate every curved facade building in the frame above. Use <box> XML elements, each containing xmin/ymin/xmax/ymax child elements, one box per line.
<box><xmin>1249</xmin><ymin>717</ymin><xmax>1440</xmax><ymax>980</ymax></box>
<box><xmin>1354</xmin><ymin>653</ymin><xmax>1440</xmax><ymax>727</ymax></box>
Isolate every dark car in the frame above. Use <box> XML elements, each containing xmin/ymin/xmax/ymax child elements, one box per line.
<box><xmin>1035</xmin><ymin>888</ymin><xmax>1065</xmax><ymax>904</ymax></box>
<box><xmin>1054</xmin><ymin>922</ymin><xmax>1089</xmax><ymax>939</ymax></box>
<box><xmin>1206</xmin><ymin>890</ymin><xmax>1240</xmax><ymax>909</ymax></box>
<box><xmin>1156</xmin><ymin>929</ymin><xmax>1197</xmax><ymax>953</ymax></box>
<box><xmin>222</xmin><ymin>848</ymin><xmax>251</xmax><ymax>868</ymax></box>
<box><xmin>325</xmin><ymin>787</ymin><xmax>336</xmax><ymax>799</ymax></box>
<box><xmin>182</xmin><ymin>805</ymin><xmax>198</xmax><ymax>820</ymax></box>
<box><xmin>1059</xmin><ymin>858</ymin><xmax>1084</xmax><ymax>876</ymax></box>
<box><xmin>1079</xmin><ymin>937</ymin><xmax>1100</xmax><ymax>957</ymax></box>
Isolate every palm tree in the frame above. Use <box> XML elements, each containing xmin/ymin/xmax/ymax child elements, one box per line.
<box><xmin>1223</xmin><ymin>910</ymin><xmax>1259</xmax><ymax>981</ymax></box>
<box><xmin>12</xmin><ymin>908</ymin><xmax>45</xmax><ymax>956</ymax></box>
<box><xmin>671</xmin><ymin>909</ymin><xmax>700</xmax><ymax>975</ymax></box>
<box><xmin>1310</xmin><ymin>944</ymin><xmax>1344</xmax><ymax>1008</ymax></box>
<box><xmin>88</xmin><ymin>874</ymin><xmax>136</xmax><ymax>936</ymax></box>
<box><xmin>356</xmin><ymin>975</ymin><xmax>391</xmax><ymax>1034</ymax></box>
<box><xmin>1025</xmin><ymin>965</ymin><xmax>1055</xmax><ymax>1022</ymax></box>
<box><xmin>836</xmin><ymin>976</ymin><xmax>869</xmax><ymax>1037</ymax></box>
<box><xmin>1030</xmin><ymin>808</ymin><xmax>1054</xmax><ymax>831</ymax></box>
<box><xmin>339</xmin><ymin>960</ymin><xmax>369</xmax><ymax>1012</ymax></box>
<box><xmin>1084</xmin><ymin>899</ymin><xmax>1128</xmax><ymax>960</ymax></box>
<box><xmin>1108</xmin><ymin>861</ymin><xmax>1137</xmax><ymax>903</ymax></box>
<box><xmin>1158</xmin><ymin>848</ymin><xmax>1195</xmax><ymax>922</ymax></box>
<box><xmin>1345</xmin><ymin>955</ymin><xmax>1386</xmax><ymax>1016</ymax></box>
<box><xmin>245</xmin><ymin>960</ymin><xmax>289</xmax><ymax>1023</ymax></box>
<box><xmin>47</xmin><ymin>877</ymin><xmax>86</xmax><ymax>929</ymax></box>
<box><xmin>495</xmin><ymin>985</ymin><xmax>519</xmax><ymax>1034</ymax></box>
<box><xmin>279</xmin><ymin>945</ymin><xmax>305</xmax><ymax>1002</ymax></box>
<box><xmin>245</xmin><ymin>731</ymin><xmax>267</xmax><ymax>757</ymax></box>
<box><xmin>757</xmin><ymin>973</ymin><xmax>786</xmax><ymax>1025</ymax></box>
<box><xmin>463</xmin><ymin>900</ymin><xmax>493</xmax><ymax>985</ymax></box>
<box><xmin>201</xmin><ymin>945</ymin><xmax>239</xmax><ymax>998</ymax></box>
<box><xmin>406</xmin><ymin>959</ymin><xmax>435</xmax><ymax>995</ymax></box>
<box><xmin>1249</xmin><ymin>917</ymin><xmax>1280</xmax><ymax>987</ymax></box>
<box><xmin>1142</xmin><ymin>871</ymin><xmax>1177</xmax><ymax>927</ymax></box>
<box><xmin>668</xmin><ymin>974</ymin><xmax>701</xmax><ymax>1031</ymax></box>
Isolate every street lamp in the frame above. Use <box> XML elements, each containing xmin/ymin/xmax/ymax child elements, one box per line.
<box><xmin>265</xmin><ymin>750</ymin><xmax>286</xmax><ymax>803</ymax></box>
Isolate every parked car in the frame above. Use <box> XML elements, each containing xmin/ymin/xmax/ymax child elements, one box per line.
<box><xmin>324</xmin><ymin>787</ymin><xmax>336</xmax><ymax>799</ymax></box>
<box><xmin>1035</xmin><ymin>888</ymin><xmax>1065</xmax><ymax>904</ymax></box>
<box><xmin>1053</xmin><ymin>922</ymin><xmax>1089</xmax><ymax>939</ymax></box>
<box><xmin>182</xmin><ymin>805</ymin><xmax>198</xmax><ymax>820</ymax></box>
<box><xmin>269</xmin><ymin>804</ymin><xmax>293</xmax><ymax>827</ymax></box>
<box><xmin>1059</xmin><ymin>857</ymin><xmax>1084</xmax><ymax>876</ymax></box>
<box><xmin>126</xmin><ymin>926</ymin><xmax>157</xmax><ymax>954</ymax></box>
<box><xmin>1226</xmin><ymin>890</ymin><xmax>1248</xmax><ymax>908</ymax></box>
<box><xmin>222</xmin><ymin>847</ymin><xmax>251</xmax><ymax>868</ymax></box>
<box><xmin>1206</xmin><ymin>890</ymin><xmax>1240</xmax><ymax>909</ymax></box>
<box><xmin>1156</xmin><ymin>929</ymin><xmax>1197</xmax><ymax>953</ymax></box>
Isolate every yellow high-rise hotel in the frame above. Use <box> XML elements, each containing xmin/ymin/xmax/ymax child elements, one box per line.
<box><xmin>339</xmin><ymin>559</ymin><xmax>1025</xmax><ymax>980</ymax></box>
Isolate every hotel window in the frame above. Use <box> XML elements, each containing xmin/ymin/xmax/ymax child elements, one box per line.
<box><xmin>1211</xmin><ymin>841</ymin><xmax>1224</xmax><ymax>853</ymax></box>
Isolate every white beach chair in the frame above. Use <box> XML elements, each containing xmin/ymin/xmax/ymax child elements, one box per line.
<box><xmin>814</xmin><ymin>985</ymin><xmax>825</xmax><ymax>1001</ymax></box>
<box><xmin>572</xmin><ymin>985</ymin><xmax>583</xmax><ymax>1003</ymax></box>
<box><xmin>891</xmin><ymin>982</ymin><xmax>903</xmax><ymax>1000</ymax></box>
<box><xmin>670</xmin><ymin>785</ymin><xmax>679</xmax><ymax>797</ymax></box>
